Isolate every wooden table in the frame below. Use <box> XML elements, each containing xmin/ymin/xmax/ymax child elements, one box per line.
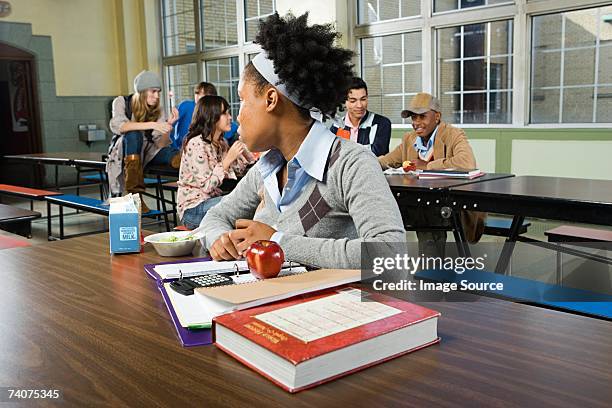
<box><xmin>3</xmin><ymin>152</ymin><xmax>108</xmax><ymax>191</ymax></box>
<box><xmin>386</xmin><ymin>173</ymin><xmax>514</xmax><ymax>253</ymax></box>
<box><xmin>449</xmin><ymin>176</ymin><xmax>612</xmax><ymax>273</ymax></box>
<box><xmin>0</xmin><ymin>233</ymin><xmax>610</xmax><ymax>406</ymax></box>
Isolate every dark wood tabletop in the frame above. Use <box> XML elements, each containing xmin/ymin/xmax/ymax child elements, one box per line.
<box><xmin>449</xmin><ymin>175</ymin><xmax>612</xmax><ymax>225</ymax></box>
<box><xmin>0</xmin><ymin>233</ymin><xmax>610</xmax><ymax>407</ymax></box>
<box><xmin>386</xmin><ymin>172</ymin><xmax>514</xmax><ymax>192</ymax></box>
<box><xmin>0</xmin><ymin>203</ymin><xmax>41</xmax><ymax>222</ymax></box>
<box><xmin>3</xmin><ymin>152</ymin><xmax>106</xmax><ymax>165</ymax></box>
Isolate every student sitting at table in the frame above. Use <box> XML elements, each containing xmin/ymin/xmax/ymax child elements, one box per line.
<box><xmin>329</xmin><ymin>77</ymin><xmax>392</xmax><ymax>156</ymax></box>
<box><xmin>378</xmin><ymin>92</ymin><xmax>485</xmax><ymax>254</ymax></box>
<box><xmin>199</xmin><ymin>12</ymin><xmax>406</xmax><ymax>268</ymax></box>
<box><xmin>177</xmin><ymin>96</ymin><xmax>254</xmax><ymax>230</ymax></box>
<box><xmin>171</xmin><ymin>82</ymin><xmax>239</xmax><ymax>150</ymax></box>
<box><xmin>107</xmin><ymin>71</ymin><xmax>181</xmax><ymax>212</ymax></box>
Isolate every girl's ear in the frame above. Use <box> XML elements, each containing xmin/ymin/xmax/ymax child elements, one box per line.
<box><xmin>265</xmin><ymin>87</ymin><xmax>279</xmax><ymax>112</ymax></box>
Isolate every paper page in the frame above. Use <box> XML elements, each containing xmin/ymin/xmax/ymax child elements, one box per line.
<box><xmin>155</xmin><ymin>260</ymin><xmax>249</xmax><ymax>279</ymax></box>
<box><xmin>164</xmin><ymin>282</ymin><xmax>214</xmax><ymax>327</ymax></box>
<box><xmin>154</xmin><ymin>260</ymin><xmax>295</xmax><ymax>279</ymax></box>
<box><xmin>255</xmin><ymin>289</ymin><xmax>402</xmax><ymax>342</ymax></box>
<box><xmin>230</xmin><ymin>267</ymin><xmax>308</xmax><ymax>284</ymax></box>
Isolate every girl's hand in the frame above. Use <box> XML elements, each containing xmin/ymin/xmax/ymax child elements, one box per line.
<box><xmin>222</xmin><ymin>141</ymin><xmax>246</xmax><ymax>172</ymax></box>
<box><xmin>167</xmin><ymin>107</ymin><xmax>179</xmax><ymax>125</ymax></box>
<box><xmin>152</xmin><ymin>122</ymin><xmax>173</xmax><ymax>134</ymax></box>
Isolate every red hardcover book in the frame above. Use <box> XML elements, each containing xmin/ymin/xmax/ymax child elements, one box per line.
<box><xmin>213</xmin><ymin>286</ymin><xmax>440</xmax><ymax>393</ymax></box>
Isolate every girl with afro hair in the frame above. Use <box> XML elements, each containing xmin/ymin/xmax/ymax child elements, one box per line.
<box><xmin>199</xmin><ymin>12</ymin><xmax>405</xmax><ymax>268</ymax></box>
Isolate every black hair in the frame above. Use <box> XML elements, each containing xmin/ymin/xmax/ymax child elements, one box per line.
<box><xmin>182</xmin><ymin>95</ymin><xmax>229</xmax><ymax>151</ymax></box>
<box><xmin>245</xmin><ymin>12</ymin><xmax>354</xmax><ymax>119</ymax></box>
<box><xmin>348</xmin><ymin>77</ymin><xmax>368</xmax><ymax>96</ymax></box>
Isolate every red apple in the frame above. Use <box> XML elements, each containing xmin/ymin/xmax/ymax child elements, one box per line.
<box><xmin>245</xmin><ymin>240</ymin><xmax>285</xmax><ymax>279</ymax></box>
<box><xmin>403</xmin><ymin>160</ymin><xmax>416</xmax><ymax>172</ymax></box>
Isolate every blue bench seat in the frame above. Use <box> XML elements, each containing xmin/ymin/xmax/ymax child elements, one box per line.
<box><xmin>484</xmin><ymin>217</ymin><xmax>531</xmax><ymax>237</ymax></box>
<box><xmin>415</xmin><ymin>268</ymin><xmax>612</xmax><ymax>319</ymax></box>
<box><xmin>81</xmin><ymin>174</ymin><xmax>169</xmax><ymax>186</ymax></box>
<box><xmin>45</xmin><ymin>194</ymin><xmax>163</xmax><ymax>240</ymax></box>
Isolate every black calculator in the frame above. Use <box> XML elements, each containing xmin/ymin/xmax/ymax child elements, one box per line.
<box><xmin>170</xmin><ymin>273</ymin><xmax>233</xmax><ymax>296</ymax></box>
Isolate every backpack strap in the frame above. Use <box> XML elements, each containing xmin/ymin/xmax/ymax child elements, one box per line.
<box><xmin>124</xmin><ymin>94</ymin><xmax>133</xmax><ymax>120</ymax></box>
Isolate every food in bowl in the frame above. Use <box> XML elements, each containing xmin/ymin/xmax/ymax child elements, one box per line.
<box><xmin>144</xmin><ymin>231</ymin><xmax>203</xmax><ymax>257</ymax></box>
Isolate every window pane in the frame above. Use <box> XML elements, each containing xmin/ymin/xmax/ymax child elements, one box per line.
<box><xmin>564</xmin><ymin>48</ymin><xmax>596</xmax><ymax>86</ymax></box>
<box><xmin>437</xmin><ymin>21</ymin><xmax>512</xmax><ymax>124</ymax></box>
<box><xmin>383</xmin><ymin>34</ymin><xmax>402</xmax><ymax>64</ymax></box>
<box><xmin>358</xmin><ymin>0</ymin><xmax>420</xmax><ymax>24</ymax></box>
<box><xmin>464</xmin><ymin>24</ymin><xmax>485</xmax><ymax>58</ymax></box>
<box><xmin>463</xmin><ymin>93</ymin><xmax>486</xmax><ymax>123</ymax></box>
<box><xmin>162</xmin><ymin>0</ymin><xmax>195</xmax><ymax>57</ymax></box>
<box><xmin>404</xmin><ymin>64</ymin><xmax>422</xmax><ymax>93</ymax></box>
<box><xmin>205</xmin><ymin>57</ymin><xmax>240</xmax><ymax>116</ymax></box>
<box><xmin>596</xmin><ymin>87</ymin><xmax>612</xmax><ymax>122</ymax></box>
<box><xmin>383</xmin><ymin>66</ymin><xmax>402</xmax><ymax>94</ymax></box>
<box><xmin>531</xmin><ymin>50</ymin><xmax>561</xmax><ymax>88</ymax></box>
<box><xmin>530</xmin><ymin>89</ymin><xmax>559</xmax><ymax>124</ymax></box>
<box><xmin>599</xmin><ymin>45</ymin><xmax>612</xmax><ymax>84</ymax></box>
<box><xmin>562</xmin><ymin>87</ymin><xmax>594</xmax><ymax>123</ymax></box>
<box><xmin>401</xmin><ymin>0</ymin><xmax>421</xmax><ymax>18</ymax></box>
<box><xmin>490</xmin><ymin>20</ymin><xmax>512</xmax><ymax>56</ymax></box>
<box><xmin>440</xmin><ymin>61</ymin><xmax>460</xmax><ymax>92</ymax></box>
<box><xmin>489</xmin><ymin>91</ymin><xmax>512</xmax><ymax>124</ymax></box>
<box><xmin>490</xmin><ymin>57</ymin><xmax>512</xmax><ymax>90</ymax></box>
<box><xmin>438</xmin><ymin>26</ymin><xmax>460</xmax><ymax>60</ymax></box>
<box><xmin>245</xmin><ymin>0</ymin><xmax>276</xmax><ymax>42</ymax></box>
<box><xmin>201</xmin><ymin>0</ymin><xmax>238</xmax><ymax>50</ymax></box>
<box><xmin>532</xmin><ymin>13</ymin><xmax>562</xmax><ymax>50</ymax></box>
<box><xmin>464</xmin><ymin>59</ymin><xmax>486</xmax><ymax>91</ymax></box>
<box><xmin>382</xmin><ymin>95</ymin><xmax>404</xmax><ymax>123</ymax></box>
<box><xmin>434</xmin><ymin>0</ymin><xmax>511</xmax><ymax>13</ymax></box>
<box><xmin>564</xmin><ymin>8</ymin><xmax>598</xmax><ymax>48</ymax></box>
<box><xmin>530</xmin><ymin>5</ymin><xmax>612</xmax><ymax>123</ymax></box>
<box><xmin>439</xmin><ymin>93</ymin><xmax>460</xmax><ymax>124</ymax></box>
<box><xmin>166</xmin><ymin>63</ymin><xmax>198</xmax><ymax>108</ymax></box>
<box><xmin>361</xmin><ymin>32</ymin><xmax>423</xmax><ymax>124</ymax></box>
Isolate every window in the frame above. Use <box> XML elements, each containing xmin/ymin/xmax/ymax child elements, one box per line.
<box><xmin>361</xmin><ymin>32</ymin><xmax>423</xmax><ymax>123</ymax></box>
<box><xmin>161</xmin><ymin>0</ymin><xmax>196</xmax><ymax>56</ymax></box>
<box><xmin>244</xmin><ymin>0</ymin><xmax>276</xmax><ymax>42</ymax></box>
<box><xmin>530</xmin><ymin>5</ymin><xmax>612</xmax><ymax>123</ymax></box>
<box><xmin>433</xmin><ymin>0</ymin><xmax>512</xmax><ymax>14</ymax></box>
<box><xmin>201</xmin><ymin>0</ymin><xmax>238</xmax><ymax>50</ymax></box>
<box><xmin>437</xmin><ymin>20</ymin><xmax>513</xmax><ymax>124</ymax></box>
<box><xmin>357</xmin><ymin>0</ymin><xmax>421</xmax><ymax>24</ymax></box>
<box><xmin>161</xmin><ymin>0</ymin><xmax>274</xmax><ymax>119</ymax></box>
<box><xmin>165</xmin><ymin>63</ymin><xmax>198</xmax><ymax>107</ymax></box>
<box><xmin>205</xmin><ymin>57</ymin><xmax>240</xmax><ymax>116</ymax></box>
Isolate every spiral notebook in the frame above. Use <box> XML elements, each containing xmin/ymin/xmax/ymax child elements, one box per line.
<box><xmin>144</xmin><ymin>258</ymin><xmax>317</xmax><ymax>347</ymax></box>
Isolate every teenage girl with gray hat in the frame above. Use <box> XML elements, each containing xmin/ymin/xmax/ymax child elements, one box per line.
<box><xmin>107</xmin><ymin>70</ymin><xmax>181</xmax><ymax>212</ymax></box>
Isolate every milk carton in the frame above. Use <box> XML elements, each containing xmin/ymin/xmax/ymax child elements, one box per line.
<box><xmin>109</xmin><ymin>195</ymin><xmax>140</xmax><ymax>253</ymax></box>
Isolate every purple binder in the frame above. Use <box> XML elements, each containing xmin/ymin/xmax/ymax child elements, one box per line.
<box><xmin>144</xmin><ymin>257</ymin><xmax>213</xmax><ymax>347</ymax></box>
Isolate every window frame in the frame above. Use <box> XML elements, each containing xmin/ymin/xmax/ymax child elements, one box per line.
<box><xmin>352</xmin><ymin>0</ymin><xmax>612</xmax><ymax>128</ymax></box>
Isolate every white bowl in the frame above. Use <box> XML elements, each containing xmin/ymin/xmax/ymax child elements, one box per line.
<box><xmin>144</xmin><ymin>231</ymin><xmax>203</xmax><ymax>257</ymax></box>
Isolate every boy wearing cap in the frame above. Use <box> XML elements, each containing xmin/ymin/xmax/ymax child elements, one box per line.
<box><xmin>378</xmin><ymin>92</ymin><xmax>477</xmax><ymax>171</ymax></box>
<box><xmin>330</xmin><ymin>77</ymin><xmax>392</xmax><ymax>156</ymax></box>
<box><xmin>107</xmin><ymin>70</ymin><xmax>180</xmax><ymax>211</ymax></box>
<box><xmin>378</xmin><ymin>92</ymin><xmax>485</xmax><ymax>251</ymax></box>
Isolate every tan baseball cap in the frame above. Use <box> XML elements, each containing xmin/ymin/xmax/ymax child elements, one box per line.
<box><xmin>400</xmin><ymin>92</ymin><xmax>441</xmax><ymax>118</ymax></box>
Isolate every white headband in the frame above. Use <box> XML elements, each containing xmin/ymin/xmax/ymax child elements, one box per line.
<box><xmin>251</xmin><ymin>52</ymin><xmax>323</xmax><ymax>121</ymax></box>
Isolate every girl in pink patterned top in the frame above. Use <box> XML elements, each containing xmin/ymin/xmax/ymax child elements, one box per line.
<box><xmin>177</xmin><ymin>95</ymin><xmax>254</xmax><ymax>229</ymax></box>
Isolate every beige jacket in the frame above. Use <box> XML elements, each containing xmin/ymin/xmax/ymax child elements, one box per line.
<box><xmin>378</xmin><ymin>121</ymin><xmax>477</xmax><ymax>170</ymax></box>
<box><xmin>379</xmin><ymin>121</ymin><xmax>485</xmax><ymax>243</ymax></box>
